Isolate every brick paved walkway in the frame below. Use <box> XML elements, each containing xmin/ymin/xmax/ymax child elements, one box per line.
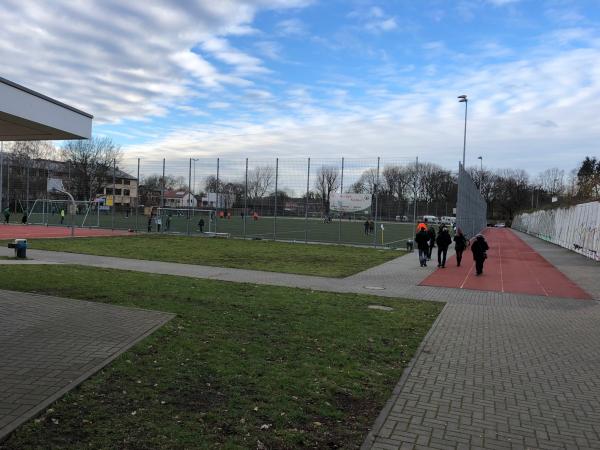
<box><xmin>0</xmin><ymin>291</ymin><xmax>173</xmax><ymax>441</ymax></box>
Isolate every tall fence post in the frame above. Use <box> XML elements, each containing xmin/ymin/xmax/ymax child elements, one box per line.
<box><xmin>273</xmin><ymin>157</ymin><xmax>278</xmax><ymax>241</ymax></box>
<box><xmin>26</xmin><ymin>159</ymin><xmax>30</xmax><ymax>217</ymax></box>
<box><xmin>187</xmin><ymin>158</ymin><xmax>192</xmax><ymax>236</ymax></box>
<box><xmin>304</xmin><ymin>157</ymin><xmax>310</xmax><ymax>243</ymax></box>
<box><xmin>112</xmin><ymin>158</ymin><xmax>116</xmax><ymax>230</ymax></box>
<box><xmin>215</xmin><ymin>158</ymin><xmax>220</xmax><ymax>235</ymax></box>
<box><xmin>161</xmin><ymin>158</ymin><xmax>165</xmax><ymax>209</ymax></box>
<box><xmin>135</xmin><ymin>158</ymin><xmax>140</xmax><ymax>232</ymax></box>
<box><xmin>0</xmin><ymin>141</ymin><xmax>3</xmax><ymax>212</ymax></box>
<box><xmin>243</xmin><ymin>158</ymin><xmax>248</xmax><ymax>238</ymax></box>
<box><xmin>338</xmin><ymin>157</ymin><xmax>344</xmax><ymax>243</ymax></box>
<box><xmin>373</xmin><ymin>156</ymin><xmax>380</xmax><ymax>247</ymax></box>
<box><xmin>413</xmin><ymin>156</ymin><xmax>418</xmax><ymax>227</ymax></box>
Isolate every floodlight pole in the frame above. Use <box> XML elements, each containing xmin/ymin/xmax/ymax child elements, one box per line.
<box><xmin>458</xmin><ymin>95</ymin><xmax>468</xmax><ymax>167</ymax></box>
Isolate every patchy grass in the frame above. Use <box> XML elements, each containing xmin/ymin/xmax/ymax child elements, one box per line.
<box><xmin>0</xmin><ymin>265</ymin><xmax>442</xmax><ymax>449</ymax></box>
<box><xmin>28</xmin><ymin>235</ymin><xmax>403</xmax><ymax>277</ymax></box>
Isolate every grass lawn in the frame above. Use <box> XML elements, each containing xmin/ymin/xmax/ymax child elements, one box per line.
<box><xmin>28</xmin><ymin>235</ymin><xmax>403</xmax><ymax>277</ymax></box>
<box><xmin>0</xmin><ymin>265</ymin><xmax>442</xmax><ymax>449</ymax></box>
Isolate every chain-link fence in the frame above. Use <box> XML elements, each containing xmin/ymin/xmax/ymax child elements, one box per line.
<box><xmin>456</xmin><ymin>162</ymin><xmax>487</xmax><ymax>238</ymax></box>
<box><xmin>1</xmin><ymin>155</ymin><xmax>464</xmax><ymax>247</ymax></box>
<box><xmin>513</xmin><ymin>200</ymin><xmax>600</xmax><ymax>261</ymax></box>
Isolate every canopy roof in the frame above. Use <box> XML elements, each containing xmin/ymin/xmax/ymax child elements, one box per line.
<box><xmin>0</xmin><ymin>76</ymin><xmax>93</xmax><ymax>141</ymax></box>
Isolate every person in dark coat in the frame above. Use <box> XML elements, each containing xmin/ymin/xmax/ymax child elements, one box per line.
<box><xmin>363</xmin><ymin>219</ymin><xmax>369</xmax><ymax>235</ymax></box>
<box><xmin>426</xmin><ymin>226</ymin><xmax>436</xmax><ymax>260</ymax></box>
<box><xmin>453</xmin><ymin>228</ymin><xmax>468</xmax><ymax>267</ymax></box>
<box><xmin>436</xmin><ymin>226</ymin><xmax>452</xmax><ymax>268</ymax></box>
<box><xmin>471</xmin><ymin>234</ymin><xmax>489</xmax><ymax>275</ymax></box>
<box><xmin>415</xmin><ymin>226</ymin><xmax>430</xmax><ymax>267</ymax></box>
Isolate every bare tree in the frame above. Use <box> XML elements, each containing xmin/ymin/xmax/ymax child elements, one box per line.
<box><xmin>351</xmin><ymin>168</ymin><xmax>378</xmax><ymax>194</ymax></box>
<box><xmin>7</xmin><ymin>141</ymin><xmax>57</xmax><ymax>161</ymax></box>
<box><xmin>381</xmin><ymin>165</ymin><xmax>410</xmax><ymax>200</ymax></box>
<box><xmin>61</xmin><ymin>137</ymin><xmax>121</xmax><ymax>201</ymax></box>
<box><xmin>247</xmin><ymin>166</ymin><xmax>274</xmax><ymax>199</ymax></box>
<box><xmin>314</xmin><ymin>166</ymin><xmax>340</xmax><ymax>214</ymax></box>
<box><xmin>142</xmin><ymin>174</ymin><xmax>178</xmax><ymax>191</ymax></box>
<box><xmin>537</xmin><ymin>168</ymin><xmax>565</xmax><ymax>196</ymax></box>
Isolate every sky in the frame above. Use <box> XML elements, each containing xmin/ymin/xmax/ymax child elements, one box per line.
<box><xmin>1</xmin><ymin>0</ymin><xmax>600</xmax><ymax>175</ymax></box>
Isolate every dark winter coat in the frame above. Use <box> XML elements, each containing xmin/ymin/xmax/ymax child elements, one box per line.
<box><xmin>415</xmin><ymin>230</ymin><xmax>430</xmax><ymax>250</ymax></box>
<box><xmin>454</xmin><ymin>234</ymin><xmax>468</xmax><ymax>251</ymax></box>
<box><xmin>471</xmin><ymin>236</ymin><xmax>489</xmax><ymax>260</ymax></box>
<box><xmin>436</xmin><ymin>229</ymin><xmax>452</xmax><ymax>249</ymax></box>
<box><xmin>427</xmin><ymin>228</ymin><xmax>436</xmax><ymax>245</ymax></box>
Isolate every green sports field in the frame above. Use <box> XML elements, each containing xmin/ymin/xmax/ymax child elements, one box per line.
<box><xmin>28</xmin><ymin>212</ymin><xmax>416</xmax><ymax>247</ymax></box>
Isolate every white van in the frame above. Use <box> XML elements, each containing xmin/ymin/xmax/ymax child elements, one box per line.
<box><xmin>422</xmin><ymin>215</ymin><xmax>438</xmax><ymax>224</ymax></box>
<box><xmin>440</xmin><ymin>216</ymin><xmax>455</xmax><ymax>226</ymax></box>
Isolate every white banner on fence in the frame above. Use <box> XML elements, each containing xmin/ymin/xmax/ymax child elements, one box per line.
<box><xmin>513</xmin><ymin>201</ymin><xmax>600</xmax><ymax>261</ymax></box>
<box><xmin>330</xmin><ymin>193</ymin><xmax>372</xmax><ymax>213</ymax></box>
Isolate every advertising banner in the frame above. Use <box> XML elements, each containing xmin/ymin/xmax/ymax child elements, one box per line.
<box><xmin>330</xmin><ymin>193</ymin><xmax>372</xmax><ymax>213</ymax></box>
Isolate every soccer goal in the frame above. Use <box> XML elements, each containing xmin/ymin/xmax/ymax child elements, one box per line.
<box><xmin>28</xmin><ymin>198</ymin><xmax>100</xmax><ymax>227</ymax></box>
<box><xmin>155</xmin><ymin>207</ymin><xmax>216</xmax><ymax>234</ymax></box>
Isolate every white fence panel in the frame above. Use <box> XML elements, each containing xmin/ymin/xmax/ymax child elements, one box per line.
<box><xmin>513</xmin><ymin>201</ymin><xmax>600</xmax><ymax>261</ymax></box>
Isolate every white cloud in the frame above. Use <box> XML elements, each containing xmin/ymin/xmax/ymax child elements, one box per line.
<box><xmin>276</xmin><ymin>18</ymin><xmax>307</xmax><ymax>36</ymax></box>
<box><xmin>486</xmin><ymin>0</ymin><xmax>520</xmax><ymax>6</ymax></box>
<box><xmin>0</xmin><ymin>0</ymin><xmax>309</xmax><ymax>123</ymax></box>
<box><xmin>123</xmin><ymin>38</ymin><xmax>600</xmax><ymax>174</ymax></box>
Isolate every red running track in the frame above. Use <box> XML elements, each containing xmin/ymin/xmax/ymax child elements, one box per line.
<box><xmin>0</xmin><ymin>225</ymin><xmax>130</xmax><ymax>240</ymax></box>
<box><xmin>420</xmin><ymin>228</ymin><xmax>591</xmax><ymax>300</ymax></box>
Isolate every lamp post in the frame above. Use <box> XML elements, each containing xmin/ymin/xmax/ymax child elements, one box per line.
<box><xmin>477</xmin><ymin>155</ymin><xmax>483</xmax><ymax>193</ymax></box>
<box><xmin>458</xmin><ymin>95</ymin><xmax>468</xmax><ymax>168</ymax></box>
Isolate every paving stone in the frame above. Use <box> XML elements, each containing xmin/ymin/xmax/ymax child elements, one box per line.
<box><xmin>0</xmin><ymin>290</ymin><xmax>173</xmax><ymax>441</ymax></box>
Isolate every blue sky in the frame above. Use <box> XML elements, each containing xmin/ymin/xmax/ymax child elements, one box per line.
<box><xmin>1</xmin><ymin>0</ymin><xmax>599</xmax><ymax>174</ymax></box>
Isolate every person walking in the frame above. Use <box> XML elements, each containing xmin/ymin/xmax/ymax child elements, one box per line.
<box><xmin>471</xmin><ymin>234</ymin><xmax>489</xmax><ymax>276</ymax></box>
<box><xmin>453</xmin><ymin>228</ymin><xmax>468</xmax><ymax>267</ymax></box>
<box><xmin>3</xmin><ymin>207</ymin><xmax>10</xmax><ymax>224</ymax></box>
<box><xmin>198</xmin><ymin>218</ymin><xmax>205</xmax><ymax>233</ymax></box>
<box><xmin>436</xmin><ymin>226</ymin><xmax>452</xmax><ymax>268</ymax></box>
<box><xmin>165</xmin><ymin>214</ymin><xmax>172</xmax><ymax>232</ymax></box>
<box><xmin>363</xmin><ymin>219</ymin><xmax>369</xmax><ymax>235</ymax></box>
<box><xmin>60</xmin><ymin>208</ymin><xmax>65</xmax><ymax>224</ymax></box>
<box><xmin>415</xmin><ymin>225</ymin><xmax>430</xmax><ymax>267</ymax></box>
<box><xmin>426</xmin><ymin>226</ymin><xmax>436</xmax><ymax>260</ymax></box>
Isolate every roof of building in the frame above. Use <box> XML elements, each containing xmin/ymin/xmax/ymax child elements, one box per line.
<box><xmin>1</xmin><ymin>76</ymin><xmax>93</xmax><ymax>141</ymax></box>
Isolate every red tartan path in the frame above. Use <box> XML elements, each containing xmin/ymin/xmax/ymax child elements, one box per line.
<box><xmin>0</xmin><ymin>225</ymin><xmax>130</xmax><ymax>240</ymax></box>
<box><xmin>420</xmin><ymin>228</ymin><xmax>591</xmax><ymax>300</ymax></box>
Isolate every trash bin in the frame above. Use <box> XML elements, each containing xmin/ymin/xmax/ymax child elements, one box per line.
<box><xmin>14</xmin><ymin>239</ymin><xmax>27</xmax><ymax>259</ymax></box>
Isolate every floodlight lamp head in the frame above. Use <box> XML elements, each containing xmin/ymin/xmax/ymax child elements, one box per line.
<box><xmin>457</xmin><ymin>95</ymin><xmax>467</xmax><ymax>99</ymax></box>
<box><xmin>477</xmin><ymin>156</ymin><xmax>482</xmax><ymax>160</ymax></box>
